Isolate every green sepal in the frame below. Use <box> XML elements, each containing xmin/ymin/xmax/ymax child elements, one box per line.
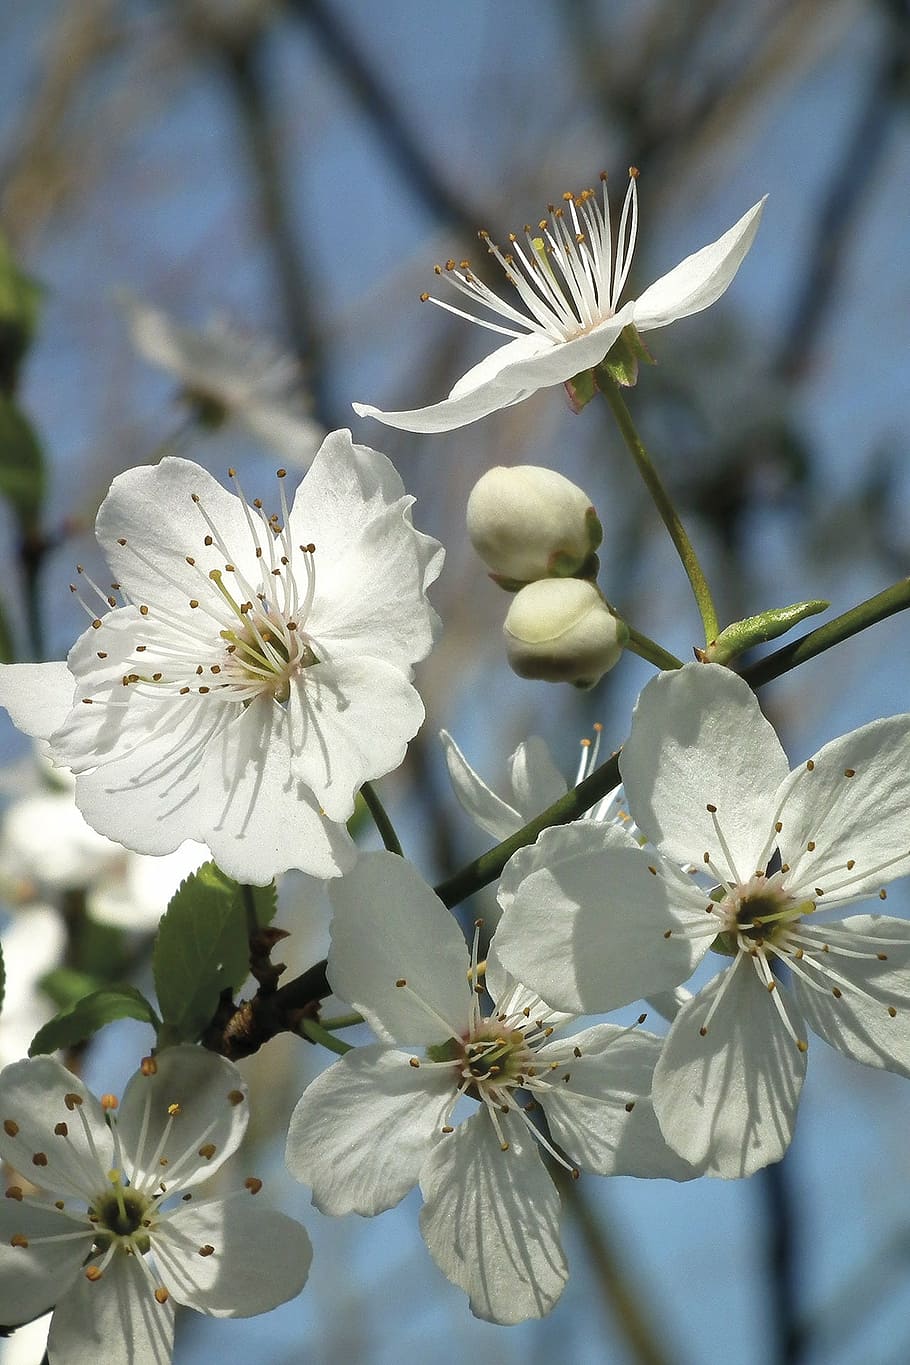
<box><xmin>28</xmin><ymin>985</ymin><xmax>160</xmax><ymax>1056</ymax></box>
<box><xmin>564</xmin><ymin>367</ymin><xmax>597</xmax><ymax>413</ymax></box>
<box><xmin>0</xmin><ymin>396</ymin><xmax>46</xmax><ymax>532</ymax></box>
<box><xmin>595</xmin><ymin>324</ymin><xmax>655</xmax><ymax>389</ymax></box>
<box><xmin>152</xmin><ymin>861</ymin><xmax>275</xmax><ymax>1047</ymax></box>
<box><xmin>704</xmin><ymin>599</ymin><xmax>830</xmax><ymax>665</ymax></box>
<box><xmin>0</xmin><ymin>234</ymin><xmax>42</xmax><ymax>393</ymax></box>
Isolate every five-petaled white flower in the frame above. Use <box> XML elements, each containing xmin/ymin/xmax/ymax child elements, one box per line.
<box><xmin>353</xmin><ymin>171</ymin><xmax>765</xmax><ymax>433</ymax></box>
<box><xmin>494</xmin><ymin>663</ymin><xmax>910</xmax><ymax>1178</ymax></box>
<box><xmin>124</xmin><ymin>297</ymin><xmax>326</xmax><ymax>466</ymax></box>
<box><xmin>0</xmin><ymin>1046</ymin><xmax>311</xmax><ymax>1365</ymax></box>
<box><xmin>285</xmin><ymin>851</ymin><xmax>695</xmax><ymax>1325</ymax></box>
<box><xmin>0</xmin><ymin>431</ymin><xmax>443</xmax><ymax>884</ymax></box>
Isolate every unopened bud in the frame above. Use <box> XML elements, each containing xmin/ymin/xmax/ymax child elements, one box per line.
<box><xmin>503</xmin><ymin>579</ymin><xmax>627</xmax><ymax>688</ymax></box>
<box><xmin>466</xmin><ymin>465</ymin><xmax>601</xmax><ymax>587</ymax></box>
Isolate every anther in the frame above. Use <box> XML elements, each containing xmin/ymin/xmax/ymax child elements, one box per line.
<box><xmin>198</xmin><ymin>1244</ymin><xmax>215</xmax><ymax>1257</ymax></box>
<box><xmin>198</xmin><ymin>1143</ymin><xmax>216</xmax><ymax>1160</ymax></box>
<box><xmin>706</xmin><ymin>803</ymin><xmax>717</xmax><ymax>813</ymax></box>
<box><xmin>844</xmin><ymin>768</ymin><xmax>855</xmax><ymax>778</ymax></box>
<box><xmin>806</xmin><ymin>760</ymin><xmax>815</xmax><ymax>771</ymax></box>
<box><xmin>32</xmin><ymin>1153</ymin><xmax>48</xmax><ymax>1166</ymax></box>
<box><xmin>775</xmin><ymin>821</ymin><xmax>783</xmax><ymax>833</ymax></box>
<box><xmin>10</xmin><ymin>1234</ymin><xmax>28</xmax><ymax>1248</ymax></box>
<box><xmin>54</xmin><ymin>1122</ymin><xmax>68</xmax><ymax>1137</ymax></box>
<box><xmin>3</xmin><ymin>1119</ymin><xmax>19</xmax><ymax>1136</ymax></box>
<box><xmin>880</xmin><ymin>889</ymin><xmax>888</xmax><ymax>900</ymax></box>
<box><xmin>807</xmin><ymin>841</ymin><xmax>816</xmax><ymax>852</ymax></box>
<box><xmin>888</xmin><ymin>1007</ymin><xmax>897</xmax><ymax>1018</ymax></box>
<box><xmin>227</xmin><ymin>1089</ymin><xmax>245</xmax><ymax>1106</ymax></box>
<box><xmin>395</xmin><ymin>978</ymin><xmax>407</xmax><ymax>988</ymax></box>
<box><xmin>154</xmin><ymin>1288</ymin><xmax>169</xmax><ymax>1304</ymax></box>
<box><xmin>64</xmin><ymin>1093</ymin><xmax>83</xmax><ymax>1109</ymax></box>
<box><xmin>624</xmin><ymin>1101</ymin><xmax>635</xmax><ymax>1113</ymax></box>
<box><xmin>244</xmin><ymin>1177</ymin><xmax>263</xmax><ymax>1195</ymax></box>
<box><xmin>409</xmin><ymin>1058</ymin><xmax>420</xmax><ymax>1069</ymax></box>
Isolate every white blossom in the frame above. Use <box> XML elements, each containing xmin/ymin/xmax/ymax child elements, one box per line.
<box><xmin>1</xmin><ymin>764</ymin><xmax>206</xmax><ymax>932</ymax></box>
<box><xmin>124</xmin><ymin>298</ymin><xmax>325</xmax><ymax>466</ymax></box>
<box><xmin>494</xmin><ymin>664</ymin><xmax>910</xmax><ymax>1177</ymax></box>
<box><xmin>0</xmin><ymin>432</ymin><xmax>443</xmax><ymax>885</ymax></box>
<box><xmin>0</xmin><ymin>1046</ymin><xmax>311</xmax><ymax>1364</ymax></box>
<box><xmin>353</xmin><ymin>172</ymin><xmax>765</xmax><ymax>433</ymax></box>
<box><xmin>0</xmin><ymin>908</ymin><xmax>66</xmax><ymax>1068</ymax></box>
<box><xmin>286</xmin><ymin>852</ymin><xmax>693</xmax><ymax>1325</ymax></box>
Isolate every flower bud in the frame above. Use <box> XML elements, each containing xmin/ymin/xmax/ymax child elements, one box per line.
<box><xmin>503</xmin><ymin>579</ymin><xmax>628</xmax><ymax>688</ymax></box>
<box><xmin>466</xmin><ymin>465</ymin><xmax>602</xmax><ymax>587</ymax></box>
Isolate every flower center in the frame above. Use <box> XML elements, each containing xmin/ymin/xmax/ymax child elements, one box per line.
<box><xmin>711</xmin><ymin>876</ymin><xmax>810</xmax><ymax>958</ymax></box>
<box><xmin>89</xmin><ymin>1171</ymin><xmax>153</xmax><ymax>1255</ymax></box>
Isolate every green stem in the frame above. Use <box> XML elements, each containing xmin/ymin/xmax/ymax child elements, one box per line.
<box><xmin>598</xmin><ymin>373</ymin><xmax>719</xmax><ymax>645</ymax></box>
<box><xmin>360</xmin><ymin>781</ymin><xmax>403</xmax><ymax>855</ymax></box>
<box><xmin>435</xmin><ymin>752</ymin><xmax>621</xmax><ymax>908</ymax></box>
<box><xmin>301</xmin><ymin>1018</ymin><xmax>353</xmax><ymax>1055</ymax></box>
<box><xmin>319</xmin><ymin>1012</ymin><xmax>363</xmax><ymax>1030</ymax></box>
<box><xmin>742</xmin><ymin>577</ymin><xmax>910</xmax><ymax>688</ymax></box>
<box><xmin>623</xmin><ymin>624</ymin><xmax>683</xmax><ymax>671</ymax></box>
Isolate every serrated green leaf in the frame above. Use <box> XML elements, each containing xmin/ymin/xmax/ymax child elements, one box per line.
<box><xmin>0</xmin><ymin>396</ymin><xmax>45</xmax><ymax>531</ymax></box>
<box><xmin>152</xmin><ymin>861</ymin><xmax>271</xmax><ymax>1045</ymax></box>
<box><xmin>28</xmin><ymin>985</ymin><xmax>159</xmax><ymax>1056</ymax></box>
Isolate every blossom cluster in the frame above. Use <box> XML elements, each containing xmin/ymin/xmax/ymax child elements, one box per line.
<box><xmin>1</xmin><ymin>169</ymin><xmax>908</xmax><ymax>1362</ymax></box>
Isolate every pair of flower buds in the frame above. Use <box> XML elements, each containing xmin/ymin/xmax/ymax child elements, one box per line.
<box><xmin>467</xmin><ymin>464</ymin><xmax>627</xmax><ymax>688</ymax></box>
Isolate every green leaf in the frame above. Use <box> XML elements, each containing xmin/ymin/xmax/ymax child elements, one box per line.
<box><xmin>0</xmin><ymin>396</ymin><xmax>45</xmax><ymax>531</ymax></box>
<box><xmin>29</xmin><ymin>985</ymin><xmax>159</xmax><ymax>1056</ymax></box>
<box><xmin>152</xmin><ymin>862</ymin><xmax>274</xmax><ymax>1045</ymax></box>
<box><xmin>0</xmin><ymin>233</ymin><xmax>41</xmax><ymax>392</ymax></box>
<box><xmin>706</xmin><ymin>599</ymin><xmax>831</xmax><ymax>664</ymax></box>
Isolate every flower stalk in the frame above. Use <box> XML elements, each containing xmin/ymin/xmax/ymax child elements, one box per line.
<box><xmin>596</xmin><ymin>370</ymin><xmax>720</xmax><ymax>646</ymax></box>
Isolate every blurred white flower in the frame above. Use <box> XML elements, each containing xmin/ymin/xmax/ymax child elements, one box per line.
<box><xmin>286</xmin><ymin>853</ymin><xmax>692</xmax><ymax>1326</ymax></box>
<box><xmin>1</xmin><ymin>773</ymin><xmax>206</xmax><ymax>931</ymax></box>
<box><xmin>0</xmin><ymin>434</ymin><xmax>443</xmax><ymax>884</ymax></box>
<box><xmin>0</xmin><ymin>1047</ymin><xmax>311</xmax><ymax>1364</ymax></box>
<box><xmin>354</xmin><ymin>173</ymin><xmax>765</xmax><ymax>433</ymax></box>
<box><xmin>0</xmin><ymin>907</ymin><xmax>66</xmax><ymax>1068</ymax></box>
<box><xmin>124</xmin><ymin>297</ymin><xmax>325</xmax><ymax>466</ymax></box>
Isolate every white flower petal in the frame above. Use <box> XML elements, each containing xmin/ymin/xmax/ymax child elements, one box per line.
<box><xmin>286</xmin><ymin>657</ymin><xmax>424</xmax><ymax>822</ymax></box>
<box><xmin>117</xmin><ymin>1047</ymin><xmax>248</xmax><ymax>1192</ymax></box>
<box><xmin>483</xmin><ymin>952</ymin><xmax>572</xmax><ymax>1028</ymax></box>
<box><xmin>153</xmin><ymin>1199</ymin><xmax>311</xmax><ymax>1316</ymax></box>
<box><xmin>0</xmin><ymin>662</ymin><xmax>75</xmax><ymax>742</ymax></box>
<box><xmin>773</xmin><ymin>715</ymin><xmax>910</xmax><ymax>903</ymax></box>
<box><xmin>633</xmin><ymin>198</ymin><xmax>766</xmax><ymax>332</ymax></box>
<box><xmin>418</xmin><ymin>1109</ymin><xmax>568</xmax><ymax>1324</ymax></box>
<box><xmin>294</xmin><ymin>429</ymin><xmax>442</xmax><ymax>671</ymax></box>
<box><xmin>537</xmin><ymin>1024</ymin><xmax>699</xmax><ymax>1180</ymax></box>
<box><xmin>790</xmin><ymin>915</ymin><xmax>910</xmax><ymax>1076</ymax></box>
<box><xmin>96</xmin><ymin>458</ymin><xmax>262</xmax><ymax>616</ymax></box>
<box><xmin>47</xmin><ymin>1255</ymin><xmax>174</xmax><ymax>1365</ymax></box>
<box><xmin>327</xmin><ymin>852</ymin><xmax>472</xmax><ymax>1044</ymax></box>
<box><xmin>353</xmin><ymin>309</ymin><xmax>634</xmax><ymax>435</ymax></box>
<box><xmin>507</xmin><ymin>737</ymin><xmax>568</xmax><ymax>822</ymax></box>
<box><xmin>285</xmin><ymin>1044</ymin><xmax>452</xmax><ymax>1215</ymax></box>
<box><xmin>621</xmin><ymin>664</ymin><xmax>789</xmax><ymax>882</ymax></box>
<box><xmin>493</xmin><ymin>821</ymin><xmax>706</xmax><ymax>1014</ymax></box>
<box><xmin>652</xmin><ymin>960</ymin><xmax>806</xmax><ymax>1177</ymax></box>
<box><xmin>0</xmin><ymin>1058</ymin><xmax>113</xmax><ymax>1200</ymax></box>
<box><xmin>439</xmin><ymin>729</ymin><xmax>524</xmax><ymax>841</ymax></box>
<box><xmin>0</xmin><ymin>1202</ymin><xmax>87</xmax><ymax>1324</ymax></box>
<box><xmin>199</xmin><ymin>696</ymin><xmax>356</xmax><ymax>883</ymax></box>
